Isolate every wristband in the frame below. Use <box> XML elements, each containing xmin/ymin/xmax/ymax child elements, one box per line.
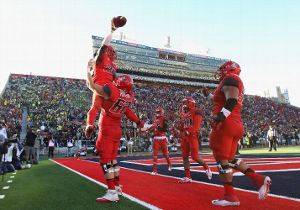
<box><xmin>102</xmin><ymin>32</ymin><xmax>113</xmax><ymax>46</ymax></box>
<box><xmin>207</xmin><ymin>93</ymin><xmax>213</xmax><ymax>100</ymax></box>
<box><xmin>221</xmin><ymin>107</ymin><xmax>231</xmax><ymax>118</ymax></box>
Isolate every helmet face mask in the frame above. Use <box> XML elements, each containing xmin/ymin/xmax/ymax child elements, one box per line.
<box><xmin>106</xmin><ymin>46</ymin><xmax>117</xmax><ymax>61</ymax></box>
<box><xmin>155</xmin><ymin>108</ymin><xmax>164</xmax><ymax>117</ymax></box>
<box><xmin>182</xmin><ymin>97</ymin><xmax>195</xmax><ymax>110</ymax></box>
<box><xmin>215</xmin><ymin>61</ymin><xmax>241</xmax><ymax>81</ymax></box>
<box><xmin>115</xmin><ymin>75</ymin><xmax>133</xmax><ymax>92</ymax></box>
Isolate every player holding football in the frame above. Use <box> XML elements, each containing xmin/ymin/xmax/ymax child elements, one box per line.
<box><xmin>85</xmin><ymin>17</ymin><xmax>121</xmax><ymax>138</ymax></box>
<box><xmin>176</xmin><ymin>97</ymin><xmax>212</xmax><ymax>183</ymax></box>
<box><xmin>202</xmin><ymin>61</ymin><xmax>271</xmax><ymax>206</ymax></box>
<box><xmin>141</xmin><ymin>108</ymin><xmax>172</xmax><ymax>175</ymax></box>
<box><xmin>86</xmin><ymin>71</ymin><xmax>144</xmax><ymax>203</ymax></box>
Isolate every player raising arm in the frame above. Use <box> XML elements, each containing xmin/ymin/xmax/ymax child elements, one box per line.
<box><xmin>86</xmin><ymin>70</ymin><xmax>144</xmax><ymax>203</ymax></box>
<box><xmin>85</xmin><ymin>17</ymin><xmax>125</xmax><ymax>138</ymax></box>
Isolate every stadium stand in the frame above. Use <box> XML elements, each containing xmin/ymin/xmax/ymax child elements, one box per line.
<box><xmin>0</xmin><ymin>37</ymin><xmax>299</xmax><ymax>149</ymax></box>
<box><xmin>1</xmin><ymin>73</ymin><xmax>299</xmax><ymax>151</ymax></box>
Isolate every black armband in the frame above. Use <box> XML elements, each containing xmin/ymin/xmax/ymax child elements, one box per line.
<box><xmin>224</xmin><ymin>98</ymin><xmax>238</xmax><ymax>112</ymax></box>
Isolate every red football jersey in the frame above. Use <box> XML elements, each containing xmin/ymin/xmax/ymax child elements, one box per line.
<box><xmin>93</xmin><ymin>54</ymin><xmax>117</xmax><ymax>85</ymax></box>
<box><xmin>212</xmin><ymin>74</ymin><xmax>244</xmax><ymax>122</ymax></box>
<box><xmin>98</xmin><ymin>83</ymin><xmax>134</xmax><ymax>126</ymax></box>
<box><xmin>179</xmin><ymin>108</ymin><xmax>202</xmax><ymax>134</ymax></box>
<box><xmin>152</xmin><ymin>116</ymin><xmax>168</xmax><ymax>136</ymax></box>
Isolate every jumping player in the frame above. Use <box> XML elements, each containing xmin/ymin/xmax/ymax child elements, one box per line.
<box><xmin>141</xmin><ymin>108</ymin><xmax>172</xmax><ymax>175</ymax></box>
<box><xmin>176</xmin><ymin>97</ymin><xmax>212</xmax><ymax>183</ymax></box>
<box><xmin>202</xmin><ymin>61</ymin><xmax>271</xmax><ymax>206</ymax></box>
<box><xmin>86</xmin><ymin>71</ymin><xmax>144</xmax><ymax>203</ymax></box>
<box><xmin>85</xmin><ymin>17</ymin><xmax>120</xmax><ymax>138</ymax></box>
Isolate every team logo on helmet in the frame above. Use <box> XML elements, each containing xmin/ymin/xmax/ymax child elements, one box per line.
<box><xmin>215</xmin><ymin>61</ymin><xmax>241</xmax><ymax>81</ymax></box>
<box><xmin>155</xmin><ymin>108</ymin><xmax>164</xmax><ymax>117</ymax></box>
<box><xmin>182</xmin><ymin>97</ymin><xmax>195</xmax><ymax>110</ymax></box>
<box><xmin>115</xmin><ymin>75</ymin><xmax>133</xmax><ymax>92</ymax></box>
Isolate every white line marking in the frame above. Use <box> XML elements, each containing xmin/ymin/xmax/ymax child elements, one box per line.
<box><xmin>0</xmin><ymin>195</ymin><xmax>5</xmax><ymax>199</ymax></box>
<box><xmin>3</xmin><ymin>186</ymin><xmax>10</xmax><ymax>189</ymax></box>
<box><xmin>51</xmin><ymin>159</ymin><xmax>161</xmax><ymax>210</ymax></box>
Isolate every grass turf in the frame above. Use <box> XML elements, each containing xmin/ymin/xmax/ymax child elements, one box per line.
<box><xmin>0</xmin><ymin>146</ymin><xmax>299</xmax><ymax>210</ymax></box>
<box><xmin>0</xmin><ymin>155</ymin><xmax>148</xmax><ymax>210</ymax></box>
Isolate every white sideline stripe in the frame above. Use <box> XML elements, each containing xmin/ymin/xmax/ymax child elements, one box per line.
<box><xmin>123</xmin><ymin>166</ymin><xmax>300</xmax><ymax>203</ymax></box>
<box><xmin>67</xmin><ymin>157</ymin><xmax>300</xmax><ymax>203</ymax></box>
<box><xmin>0</xmin><ymin>195</ymin><xmax>5</xmax><ymax>199</ymax></box>
<box><xmin>234</xmin><ymin>168</ymin><xmax>300</xmax><ymax>176</ymax></box>
<box><xmin>7</xmin><ymin>180</ymin><xmax>12</xmax><ymax>183</ymax></box>
<box><xmin>3</xmin><ymin>186</ymin><xmax>10</xmax><ymax>189</ymax></box>
<box><xmin>51</xmin><ymin>159</ymin><xmax>161</xmax><ymax>210</ymax></box>
<box><xmin>10</xmin><ymin>176</ymin><xmax>14</xmax><ymax>178</ymax></box>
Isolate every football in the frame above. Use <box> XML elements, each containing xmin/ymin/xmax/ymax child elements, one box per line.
<box><xmin>113</xmin><ymin>16</ymin><xmax>127</xmax><ymax>28</ymax></box>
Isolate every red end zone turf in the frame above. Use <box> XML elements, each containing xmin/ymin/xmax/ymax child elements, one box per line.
<box><xmin>53</xmin><ymin>158</ymin><xmax>300</xmax><ymax>210</ymax></box>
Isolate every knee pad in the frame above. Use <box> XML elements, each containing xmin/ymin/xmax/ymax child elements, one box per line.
<box><xmin>217</xmin><ymin>160</ymin><xmax>233</xmax><ymax>174</ymax></box>
<box><xmin>229</xmin><ymin>158</ymin><xmax>242</xmax><ymax>169</ymax></box>
<box><xmin>101</xmin><ymin>163</ymin><xmax>114</xmax><ymax>174</ymax></box>
<box><xmin>112</xmin><ymin>163</ymin><xmax>120</xmax><ymax>172</ymax></box>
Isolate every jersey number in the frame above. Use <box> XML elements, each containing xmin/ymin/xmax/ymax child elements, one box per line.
<box><xmin>110</xmin><ymin>98</ymin><xmax>131</xmax><ymax>115</ymax></box>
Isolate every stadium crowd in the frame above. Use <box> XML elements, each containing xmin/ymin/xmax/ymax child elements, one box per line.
<box><xmin>0</xmin><ymin>74</ymin><xmax>299</xmax><ymax>149</ymax></box>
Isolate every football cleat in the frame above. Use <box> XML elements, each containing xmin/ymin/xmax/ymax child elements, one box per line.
<box><xmin>85</xmin><ymin>125</ymin><xmax>94</xmax><ymax>138</ymax></box>
<box><xmin>168</xmin><ymin>165</ymin><xmax>172</xmax><ymax>171</ymax></box>
<box><xmin>257</xmin><ymin>176</ymin><xmax>271</xmax><ymax>200</ymax></box>
<box><xmin>115</xmin><ymin>185</ymin><xmax>123</xmax><ymax>196</ymax></box>
<box><xmin>205</xmin><ymin>168</ymin><xmax>212</xmax><ymax>180</ymax></box>
<box><xmin>212</xmin><ymin>194</ymin><xmax>240</xmax><ymax>206</ymax></box>
<box><xmin>212</xmin><ymin>199</ymin><xmax>240</xmax><ymax>206</ymax></box>
<box><xmin>151</xmin><ymin>171</ymin><xmax>158</xmax><ymax>175</ymax></box>
<box><xmin>178</xmin><ymin>177</ymin><xmax>192</xmax><ymax>183</ymax></box>
<box><xmin>96</xmin><ymin>190</ymin><xmax>119</xmax><ymax>203</ymax></box>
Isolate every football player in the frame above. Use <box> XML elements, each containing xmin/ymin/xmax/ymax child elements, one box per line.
<box><xmin>85</xmin><ymin>17</ymin><xmax>120</xmax><ymax>138</ymax></box>
<box><xmin>202</xmin><ymin>61</ymin><xmax>271</xmax><ymax>206</ymax></box>
<box><xmin>141</xmin><ymin>108</ymin><xmax>172</xmax><ymax>174</ymax></box>
<box><xmin>176</xmin><ymin>97</ymin><xmax>212</xmax><ymax>183</ymax></box>
<box><xmin>86</xmin><ymin>71</ymin><xmax>144</xmax><ymax>203</ymax></box>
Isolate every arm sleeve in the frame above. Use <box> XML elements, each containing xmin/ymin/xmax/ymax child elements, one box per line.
<box><xmin>125</xmin><ymin>108</ymin><xmax>139</xmax><ymax>124</ymax></box>
<box><xmin>187</xmin><ymin>114</ymin><xmax>202</xmax><ymax>134</ymax></box>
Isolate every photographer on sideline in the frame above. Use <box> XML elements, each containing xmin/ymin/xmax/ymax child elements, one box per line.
<box><xmin>0</xmin><ymin>118</ymin><xmax>8</xmax><ymax>175</ymax></box>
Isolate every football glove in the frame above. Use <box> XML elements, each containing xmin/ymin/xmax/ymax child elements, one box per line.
<box><xmin>201</xmin><ymin>87</ymin><xmax>210</xmax><ymax>97</ymax></box>
<box><xmin>111</xmin><ymin>17</ymin><xmax>118</xmax><ymax>31</ymax></box>
<box><xmin>211</xmin><ymin>112</ymin><xmax>226</xmax><ymax>130</ymax></box>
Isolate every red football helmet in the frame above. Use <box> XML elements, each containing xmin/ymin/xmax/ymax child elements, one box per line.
<box><xmin>106</xmin><ymin>45</ymin><xmax>117</xmax><ymax>61</ymax></box>
<box><xmin>214</xmin><ymin>61</ymin><xmax>241</xmax><ymax>81</ymax></box>
<box><xmin>182</xmin><ymin>97</ymin><xmax>195</xmax><ymax>110</ymax></box>
<box><xmin>155</xmin><ymin>108</ymin><xmax>164</xmax><ymax>117</ymax></box>
<box><xmin>114</xmin><ymin>75</ymin><xmax>133</xmax><ymax>92</ymax></box>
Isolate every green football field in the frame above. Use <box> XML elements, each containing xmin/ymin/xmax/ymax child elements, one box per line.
<box><xmin>0</xmin><ymin>146</ymin><xmax>299</xmax><ymax>210</ymax></box>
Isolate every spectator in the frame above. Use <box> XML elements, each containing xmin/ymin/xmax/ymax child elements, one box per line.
<box><xmin>25</xmin><ymin>128</ymin><xmax>37</xmax><ymax>164</ymax></box>
<box><xmin>48</xmin><ymin>134</ymin><xmax>55</xmax><ymax>158</ymax></box>
<box><xmin>66</xmin><ymin>135</ymin><xmax>74</xmax><ymax>157</ymax></box>
<box><xmin>34</xmin><ymin>129</ymin><xmax>43</xmax><ymax>164</ymax></box>
<box><xmin>267</xmin><ymin>126</ymin><xmax>278</xmax><ymax>151</ymax></box>
<box><xmin>127</xmin><ymin>138</ymin><xmax>133</xmax><ymax>155</ymax></box>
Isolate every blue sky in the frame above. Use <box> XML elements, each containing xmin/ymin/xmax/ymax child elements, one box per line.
<box><xmin>0</xmin><ymin>0</ymin><xmax>300</xmax><ymax>107</ymax></box>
